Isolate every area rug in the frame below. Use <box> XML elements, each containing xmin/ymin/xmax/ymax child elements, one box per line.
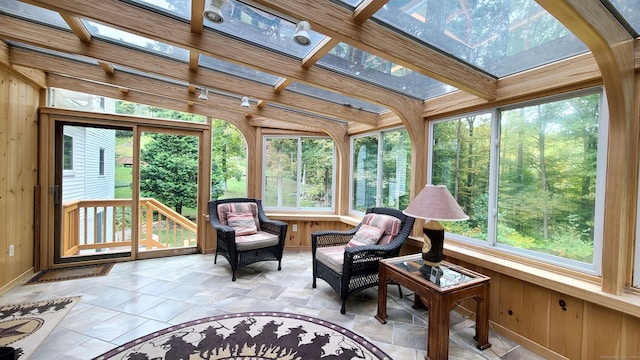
<box><xmin>0</xmin><ymin>296</ymin><xmax>81</xmax><ymax>359</ymax></box>
<box><xmin>94</xmin><ymin>311</ymin><xmax>392</xmax><ymax>360</ymax></box>
<box><xmin>26</xmin><ymin>263</ymin><xmax>114</xmax><ymax>284</ymax></box>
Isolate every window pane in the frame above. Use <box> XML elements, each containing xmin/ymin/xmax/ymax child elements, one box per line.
<box><xmin>381</xmin><ymin>130</ymin><xmax>411</xmax><ymax>210</ymax></box>
<box><xmin>63</xmin><ymin>135</ymin><xmax>73</xmax><ymax>170</ymax></box>
<box><xmin>352</xmin><ymin>134</ymin><xmax>379</xmax><ymax>212</ymax></box>
<box><xmin>212</xmin><ymin>119</ymin><xmax>248</xmax><ymax>200</ymax></box>
<box><xmin>264</xmin><ymin>138</ymin><xmax>298</xmax><ymax>207</ymax></box>
<box><xmin>301</xmin><ymin>138</ymin><xmax>334</xmax><ymax>208</ymax></box>
<box><xmin>498</xmin><ymin>94</ymin><xmax>600</xmax><ymax>263</ymax></box>
<box><xmin>431</xmin><ymin>114</ymin><xmax>492</xmax><ymax>240</ymax></box>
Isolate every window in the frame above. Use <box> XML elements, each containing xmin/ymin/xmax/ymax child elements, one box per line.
<box><xmin>351</xmin><ymin>128</ymin><xmax>411</xmax><ymax>213</ymax></box>
<box><xmin>63</xmin><ymin>134</ymin><xmax>73</xmax><ymax>170</ymax></box>
<box><xmin>99</xmin><ymin>148</ymin><xmax>105</xmax><ymax>176</ymax></box>
<box><xmin>429</xmin><ymin>90</ymin><xmax>605</xmax><ymax>273</ymax></box>
<box><xmin>263</xmin><ymin>136</ymin><xmax>334</xmax><ymax>209</ymax></box>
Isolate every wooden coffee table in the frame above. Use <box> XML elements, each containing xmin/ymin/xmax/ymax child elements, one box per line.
<box><xmin>376</xmin><ymin>254</ymin><xmax>491</xmax><ymax>360</ymax></box>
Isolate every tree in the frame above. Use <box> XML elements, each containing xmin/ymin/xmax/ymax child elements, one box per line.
<box><xmin>140</xmin><ymin>133</ymin><xmax>198</xmax><ymax>214</ymax></box>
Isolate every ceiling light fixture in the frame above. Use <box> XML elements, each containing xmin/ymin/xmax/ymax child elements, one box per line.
<box><xmin>294</xmin><ymin>21</ymin><xmax>311</xmax><ymax>46</ymax></box>
<box><xmin>198</xmin><ymin>88</ymin><xmax>209</xmax><ymax>100</ymax></box>
<box><xmin>241</xmin><ymin>96</ymin><xmax>250</xmax><ymax>107</ymax></box>
<box><xmin>204</xmin><ymin>0</ymin><xmax>226</xmax><ymax>24</ymax></box>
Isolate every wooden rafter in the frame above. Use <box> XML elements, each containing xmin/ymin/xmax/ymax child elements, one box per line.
<box><xmin>301</xmin><ymin>37</ymin><xmax>339</xmax><ymax>69</ymax></box>
<box><xmin>353</xmin><ymin>0</ymin><xmax>388</xmax><ymax>24</ymax></box>
<box><xmin>17</xmin><ymin>0</ymin><xmax>411</xmax><ymax>115</ymax></box>
<box><xmin>249</xmin><ymin>0</ymin><xmax>497</xmax><ymax>100</ymax></box>
<box><xmin>1</xmin><ymin>18</ymin><xmax>378</xmax><ymax>126</ymax></box>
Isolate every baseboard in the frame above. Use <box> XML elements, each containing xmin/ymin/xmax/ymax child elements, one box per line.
<box><xmin>0</xmin><ymin>267</ymin><xmax>34</xmax><ymax>295</ymax></box>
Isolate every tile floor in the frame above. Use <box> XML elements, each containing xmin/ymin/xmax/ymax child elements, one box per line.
<box><xmin>0</xmin><ymin>251</ymin><xmax>546</xmax><ymax>359</ymax></box>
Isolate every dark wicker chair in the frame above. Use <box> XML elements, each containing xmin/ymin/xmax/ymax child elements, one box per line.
<box><xmin>312</xmin><ymin>207</ymin><xmax>415</xmax><ymax>314</ymax></box>
<box><xmin>208</xmin><ymin>198</ymin><xmax>288</xmax><ymax>281</ymax></box>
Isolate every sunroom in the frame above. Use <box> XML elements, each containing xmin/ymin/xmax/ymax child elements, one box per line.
<box><xmin>0</xmin><ymin>0</ymin><xmax>639</xmax><ymax>359</ymax></box>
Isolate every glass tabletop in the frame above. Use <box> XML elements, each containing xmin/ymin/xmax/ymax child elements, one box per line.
<box><xmin>390</xmin><ymin>255</ymin><xmax>478</xmax><ymax>289</ymax></box>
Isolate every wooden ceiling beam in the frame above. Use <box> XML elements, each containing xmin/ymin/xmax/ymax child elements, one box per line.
<box><xmin>17</xmin><ymin>0</ymin><xmax>410</xmax><ymax>115</ymax></box>
<box><xmin>353</xmin><ymin>0</ymin><xmax>388</xmax><ymax>24</ymax></box>
<box><xmin>47</xmin><ymin>72</ymin><xmax>346</xmax><ymax>139</ymax></box>
<box><xmin>191</xmin><ymin>0</ymin><xmax>205</xmax><ymax>34</ymax></box>
<box><xmin>301</xmin><ymin>37</ymin><xmax>339</xmax><ymax>69</ymax></box>
<box><xmin>0</xmin><ymin>16</ymin><xmax>377</xmax><ymax>126</ymax></box>
<box><xmin>250</xmin><ymin>0</ymin><xmax>497</xmax><ymax>100</ymax></box>
<box><xmin>60</xmin><ymin>13</ymin><xmax>92</xmax><ymax>43</ymax></box>
<box><xmin>13</xmin><ymin>48</ymin><xmax>334</xmax><ymax>127</ymax></box>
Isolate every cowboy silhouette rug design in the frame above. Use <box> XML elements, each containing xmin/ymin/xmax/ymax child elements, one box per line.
<box><xmin>94</xmin><ymin>311</ymin><xmax>391</xmax><ymax>360</ymax></box>
<box><xmin>0</xmin><ymin>296</ymin><xmax>81</xmax><ymax>359</ymax></box>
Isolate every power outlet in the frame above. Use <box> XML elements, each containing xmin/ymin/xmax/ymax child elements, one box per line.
<box><xmin>9</xmin><ymin>244</ymin><xmax>14</xmax><ymax>257</ymax></box>
<box><xmin>292</xmin><ymin>224</ymin><xmax>298</xmax><ymax>232</ymax></box>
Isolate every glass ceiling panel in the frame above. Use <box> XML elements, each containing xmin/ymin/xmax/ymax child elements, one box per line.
<box><xmin>286</xmin><ymin>82</ymin><xmax>388</xmax><ymax>114</ymax></box>
<box><xmin>203</xmin><ymin>0</ymin><xmax>327</xmax><ymax>59</ymax></box>
<box><xmin>317</xmin><ymin>42</ymin><xmax>457</xmax><ymax>100</ymax></box>
<box><xmin>113</xmin><ymin>65</ymin><xmax>188</xmax><ymax>86</ymax></box>
<box><xmin>608</xmin><ymin>0</ymin><xmax>640</xmax><ymax>34</ymax></box>
<box><xmin>337</xmin><ymin>0</ymin><xmax>361</xmax><ymax>7</ymax></box>
<box><xmin>126</xmin><ymin>0</ymin><xmax>191</xmax><ymax>20</ymax></box>
<box><xmin>0</xmin><ymin>0</ymin><xmax>70</xmax><ymax>29</ymax></box>
<box><xmin>82</xmin><ymin>20</ymin><xmax>189</xmax><ymax>62</ymax></box>
<box><xmin>373</xmin><ymin>0</ymin><xmax>589</xmax><ymax>77</ymax></box>
<box><xmin>199</xmin><ymin>54</ymin><xmax>282</xmax><ymax>86</ymax></box>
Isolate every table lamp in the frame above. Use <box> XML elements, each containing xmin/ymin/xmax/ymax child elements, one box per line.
<box><xmin>402</xmin><ymin>185</ymin><xmax>468</xmax><ymax>276</ymax></box>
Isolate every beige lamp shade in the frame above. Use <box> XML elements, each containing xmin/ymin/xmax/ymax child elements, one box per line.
<box><xmin>402</xmin><ymin>185</ymin><xmax>468</xmax><ymax>221</ymax></box>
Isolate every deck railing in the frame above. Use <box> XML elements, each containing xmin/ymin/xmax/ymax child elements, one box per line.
<box><xmin>62</xmin><ymin>198</ymin><xmax>197</xmax><ymax>256</ymax></box>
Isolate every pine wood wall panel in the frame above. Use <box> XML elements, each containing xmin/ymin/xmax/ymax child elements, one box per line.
<box><xmin>582</xmin><ymin>302</ymin><xmax>622</xmax><ymax>359</ymax></box>
<box><xmin>498</xmin><ymin>275</ymin><xmax>523</xmax><ymax>333</ymax></box>
<box><xmin>520</xmin><ymin>282</ymin><xmax>551</xmax><ymax>347</ymax></box>
<box><xmin>621</xmin><ymin>314</ymin><xmax>640</xmax><ymax>358</ymax></box>
<box><xmin>0</xmin><ymin>67</ymin><xmax>39</xmax><ymax>292</ymax></box>
<box><xmin>548</xmin><ymin>291</ymin><xmax>583</xmax><ymax>360</ymax></box>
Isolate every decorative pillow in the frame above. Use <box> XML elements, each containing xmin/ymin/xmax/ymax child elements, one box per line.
<box><xmin>227</xmin><ymin>212</ymin><xmax>258</xmax><ymax>235</ymax></box>
<box><xmin>346</xmin><ymin>224</ymin><xmax>384</xmax><ymax>248</ymax></box>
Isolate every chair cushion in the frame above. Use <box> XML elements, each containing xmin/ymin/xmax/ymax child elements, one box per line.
<box><xmin>217</xmin><ymin>202</ymin><xmax>260</xmax><ymax>230</ymax></box>
<box><xmin>315</xmin><ymin>245</ymin><xmax>345</xmax><ymax>274</ymax></box>
<box><xmin>361</xmin><ymin>213</ymin><xmax>402</xmax><ymax>245</ymax></box>
<box><xmin>346</xmin><ymin>224</ymin><xmax>384</xmax><ymax>248</ymax></box>
<box><xmin>235</xmin><ymin>231</ymin><xmax>279</xmax><ymax>251</ymax></box>
<box><xmin>227</xmin><ymin>212</ymin><xmax>258</xmax><ymax>235</ymax></box>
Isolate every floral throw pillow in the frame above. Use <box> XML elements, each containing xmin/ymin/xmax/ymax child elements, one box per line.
<box><xmin>227</xmin><ymin>212</ymin><xmax>258</xmax><ymax>235</ymax></box>
<box><xmin>346</xmin><ymin>224</ymin><xmax>384</xmax><ymax>248</ymax></box>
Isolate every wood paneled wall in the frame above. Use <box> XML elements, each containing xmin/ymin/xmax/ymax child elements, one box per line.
<box><xmin>442</xmin><ymin>256</ymin><xmax>640</xmax><ymax>360</ymax></box>
<box><xmin>0</xmin><ymin>66</ymin><xmax>40</xmax><ymax>293</ymax></box>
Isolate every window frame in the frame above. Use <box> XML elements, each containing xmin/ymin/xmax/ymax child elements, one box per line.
<box><xmin>428</xmin><ymin>88</ymin><xmax>607</xmax><ymax>275</ymax></box>
<box><xmin>349</xmin><ymin>126</ymin><xmax>411</xmax><ymax>214</ymax></box>
<box><xmin>261</xmin><ymin>135</ymin><xmax>336</xmax><ymax>211</ymax></box>
<box><xmin>98</xmin><ymin>147</ymin><xmax>105</xmax><ymax>176</ymax></box>
<box><xmin>63</xmin><ymin>134</ymin><xmax>74</xmax><ymax>173</ymax></box>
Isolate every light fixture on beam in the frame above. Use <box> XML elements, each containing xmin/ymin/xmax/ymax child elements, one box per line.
<box><xmin>198</xmin><ymin>88</ymin><xmax>209</xmax><ymax>100</ymax></box>
<box><xmin>204</xmin><ymin>0</ymin><xmax>227</xmax><ymax>23</ymax></box>
<box><xmin>241</xmin><ymin>96</ymin><xmax>250</xmax><ymax>107</ymax></box>
<box><xmin>294</xmin><ymin>21</ymin><xmax>311</xmax><ymax>46</ymax></box>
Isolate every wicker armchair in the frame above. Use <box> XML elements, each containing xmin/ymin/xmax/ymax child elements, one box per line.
<box><xmin>312</xmin><ymin>207</ymin><xmax>415</xmax><ymax>314</ymax></box>
<box><xmin>208</xmin><ymin>198</ymin><xmax>288</xmax><ymax>281</ymax></box>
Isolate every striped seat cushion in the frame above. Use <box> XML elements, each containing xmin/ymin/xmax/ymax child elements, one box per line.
<box><xmin>315</xmin><ymin>245</ymin><xmax>345</xmax><ymax>274</ymax></box>
<box><xmin>235</xmin><ymin>231</ymin><xmax>279</xmax><ymax>251</ymax></box>
<box><xmin>360</xmin><ymin>213</ymin><xmax>402</xmax><ymax>246</ymax></box>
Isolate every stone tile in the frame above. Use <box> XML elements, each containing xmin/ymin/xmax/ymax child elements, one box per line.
<box><xmin>0</xmin><ymin>252</ymin><xmax>545</xmax><ymax>360</ymax></box>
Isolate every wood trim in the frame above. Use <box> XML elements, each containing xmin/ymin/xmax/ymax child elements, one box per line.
<box><xmin>537</xmin><ymin>0</ymin><xmax>636</xmax><ymax>294</ymax></box>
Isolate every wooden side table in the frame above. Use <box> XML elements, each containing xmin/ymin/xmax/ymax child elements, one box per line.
<box><xmin>376</xmin><ymin>254</ymin><xmax>491</xmax><ymax>360</ymax></box>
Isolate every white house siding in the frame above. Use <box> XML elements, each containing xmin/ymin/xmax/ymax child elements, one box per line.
<box><xmin>62</xmin><ymin>125</ymin><xmax>117</xmax><ymax>248</ymax></box>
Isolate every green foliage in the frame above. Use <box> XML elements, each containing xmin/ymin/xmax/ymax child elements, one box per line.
<box><xmin>211</xmin><ymin>119</ymin><xmax>247</xmax><ymax>199</ymax></box>
<box><xmin>432</xmin><ymin>93</ymin><xmax>600</xmax><ymax>264</ymax></box>
<box><xmin>140</xmin><ymin>133</ymin><xmax>199</xmax><ymax>214</ymax></box>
